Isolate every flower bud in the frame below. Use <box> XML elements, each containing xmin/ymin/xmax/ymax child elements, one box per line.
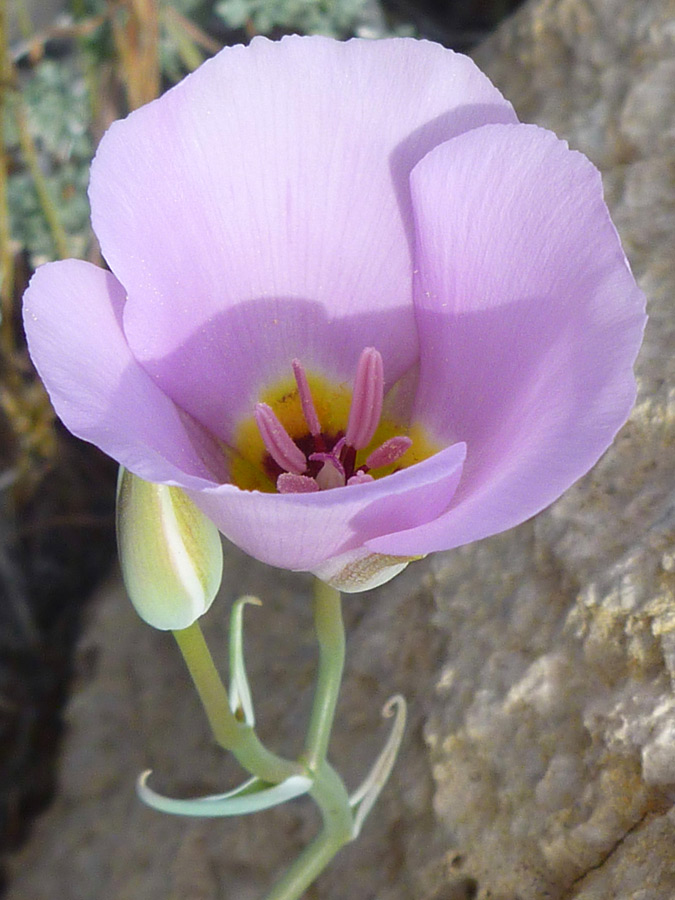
<box><xmin>116</xmin><ymin>468</ymin><xmax>223</xmax><ymax>630</ymax></box>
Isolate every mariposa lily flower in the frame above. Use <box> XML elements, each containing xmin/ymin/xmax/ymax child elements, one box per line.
<box><xmin>23</xmin><ymin>36</ymin><xmax>646</xmax><ymax>592</ymax></box>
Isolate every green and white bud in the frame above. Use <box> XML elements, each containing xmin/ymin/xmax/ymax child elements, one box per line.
<box><xmin>116</xmin><ymin>468</ymin><xmax>223</xmax><ymax>630</ymax></box>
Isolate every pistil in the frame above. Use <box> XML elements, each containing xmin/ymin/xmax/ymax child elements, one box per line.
<box><xmin>314</xmin><ymin>456</ymin><xmax>345</xmax><ymax>490</ymax></box>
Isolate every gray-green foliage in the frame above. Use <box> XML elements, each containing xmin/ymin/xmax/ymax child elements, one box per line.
<box><xmin>7</xmin><ymin>1</ymin><xmax>203</xmax><ymax>265</ymax></box>
<box><xmin>215</xmin><ymin>0</ymin><xmax>376</xmax><ymax>38</ymax></box>
<box><xmin>7</xmin><ymin>58</ymin><xmax>93</xmax><ymax>263</ymax></box>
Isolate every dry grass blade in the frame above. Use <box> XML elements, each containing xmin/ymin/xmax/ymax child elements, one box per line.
<box><xmin>112</xmin><ymin>0</ymin><xmax>161</xmax><ymax>110</ymax></box>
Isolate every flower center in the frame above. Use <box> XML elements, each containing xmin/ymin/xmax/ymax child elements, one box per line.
<box><xmin>228</xmin><ymin>348</ymin><xmax>438</xmax><ymax>493</ymax></box>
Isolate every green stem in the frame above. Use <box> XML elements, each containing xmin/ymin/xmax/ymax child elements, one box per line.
<box><xmin>173</xmin><ymin>622</ymin><xmax>301</xmax><ymax>785</ymax></box>
<box><xmin>263</xmin><ymin>761</ymin><xmax>353</xmax><ymax>900</ymax></box>
<box><xmin>176</xmin><ymin>584</ymin><xmax>355</xmax><ymax>900</ymax></box>
<box><xmin>303</xmin><ymin>580</ymin><xmax>345</xmax><ymax>773</ymax></box>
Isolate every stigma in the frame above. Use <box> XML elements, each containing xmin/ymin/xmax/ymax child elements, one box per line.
<box><xmin>254</xmin><ymin>349</ymin><xmax>412</xmax><ymax>494</ymax></box>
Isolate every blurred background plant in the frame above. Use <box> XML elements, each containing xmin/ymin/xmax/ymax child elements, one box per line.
<box><xmin>0</xmin><ymin>0</ymin><xmax>524</xmax><ymax>894</ymax></box>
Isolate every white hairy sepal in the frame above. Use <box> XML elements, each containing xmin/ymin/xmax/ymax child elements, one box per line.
<box><xmin>311</xmin><ymin>548</ymin><xmax>422</xmax><ymax>593</ymax></box>
<box><xmin>116</xmin><ymin>468</ymin><xmax>223</xmax><ymax>630</ymax></box>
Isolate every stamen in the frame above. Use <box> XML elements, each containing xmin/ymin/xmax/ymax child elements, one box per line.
<box><xmin>292</xmin><ymin>359</ymin><xmax>322</xmax><ymax>438</ymax></box>
<box><xmin>254</xmin><ymin>403</ymin><xmax>307</xmax><ymax>475</ymax></box>
<box><xmin>247</xmin><ymin>349</ymin><xmax>418</xmax><ymax>496</ymax></box>
<box><xmin>347</xmin><ymin>471</ymin><xmax>374</xmax><ymax>486</ymax></box>
<box><xmin>345</xmin><ymin>348</ymin><xmax>384</xmax><ymax>450</ymax></box>
<box><xmin>277</xmin><ymin>473</ymin><xmax>320</xmax><ymax>493</ymax></box>
<box><xmin>366</xmin><ymin>436</ymin><xmax>412</xmax><ymax>470</ymax></box>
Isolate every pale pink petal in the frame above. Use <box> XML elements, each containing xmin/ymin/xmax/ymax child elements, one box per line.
<box><xmin>189</xmin><ymin>442</ymin><xmax>466</xmax><ymax>571</ymax></box>
<box><xmin>90</xmin><ymin>36</ymin><xmax>516</xmax><ymax>442</ymax></box>
<box><xmin>22</xmin><ymin>260</ymin><xmax>223</xmax><ymax>488</ymax></box>
<box><xmin>366</xmin><ymin>124</ymin><xmax>646</xmax><ymax>556</ymax></box>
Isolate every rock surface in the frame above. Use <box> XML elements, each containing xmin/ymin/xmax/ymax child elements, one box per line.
<box><xmin>6</xmin><ymin>0</ymin><xmax>675</xmax><ymax>898</ymax></box>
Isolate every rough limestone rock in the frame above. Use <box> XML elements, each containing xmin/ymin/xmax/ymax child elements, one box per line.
<box><xmin>7</xmin><ymin>0</ymin><xmax>675</xmax><ymax>897</ymax></box>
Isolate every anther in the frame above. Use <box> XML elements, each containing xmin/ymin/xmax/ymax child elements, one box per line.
<box><xmin>292</xmin><ymin>359</ymin><xmax>322</xmax><ymax>439</ymax></box>
<box><xmin>277</xmin><ymin>473</ymin><xmax>320</xmax><ymax>493</ymax></box>
<box><xmin>347</xmin><ymin>471</ymin><xmax>374</xmax><ymax>486</ymax></box>
<box><xmin>345</xmin><ymin>348</ymin><xmax>384</xmax><ymax>450</ymax></box>
<box><xmin>366</xmin><ymin>436</ymin><xmax>412</xmax><ymax>471</ymax></box>
<box><xmin>254</xmin><ymin>403</ymin><xmax>307</xmax><ymax>475</ymax></box>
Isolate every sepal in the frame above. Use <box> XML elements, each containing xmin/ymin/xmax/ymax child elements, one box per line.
<box><xmin>349</xmin><ymin>694</ymin><xmax>407</xmax><ymax>837</ymax></box>
<box><xmin>312</xmin><ymin>548</ymin><xmax>422</xmax><ymax>593</ymax></box>
<box><xmin>229</xmin><ymin>595</ymin><xmax>261</xmax><ymax>725</ymax></box>
<box><xmin>138</xmin><ymin>770</ymin><xmax>313</xmax><ymax>817</ymax></box>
